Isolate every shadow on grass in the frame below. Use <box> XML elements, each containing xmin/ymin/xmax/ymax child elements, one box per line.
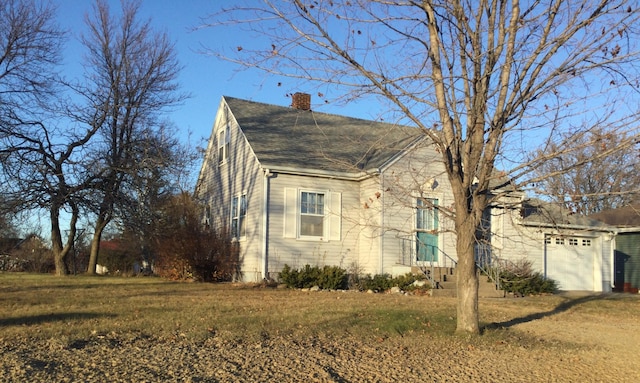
<box><xmin>0</xmin><ymin>312</ymin><xmax>116</xmax><ymax>327</ymax></box>
<box><xmin>482</xmin><ymin>294</ymin><xmax>604</xmax><ymax>333</ymax></box>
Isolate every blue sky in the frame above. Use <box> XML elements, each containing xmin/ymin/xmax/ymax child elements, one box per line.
<box><xmin>55</xmin><ymin>0</ymin><xmax>378</xmax><ymax>148</ymax></box>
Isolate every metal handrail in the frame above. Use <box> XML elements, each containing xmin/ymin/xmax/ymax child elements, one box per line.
<box><xmin>397</xmin><ymin>236</ymin><xmax>513</xmax><ymax>293</ymax></box>
<box><xmin>398</xmin><ymin>237</ymin><xmax>458</xmax><ymax>289</ymax></box>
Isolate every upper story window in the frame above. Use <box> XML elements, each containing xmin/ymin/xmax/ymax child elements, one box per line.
<box><xmin>204</xmin><ymin>204</ymin><xmax>211</xmax><ymax>228</ymax></box>
<box><xmin>300</xmin><ymin>191</ymin><xmax>324</xmax><ymax>237</ymax></box>
<box><xmin>231</xmin><ymin>193</ymin><xmax>247</xmax><ymax>239</ymax></box>
<box><xmin>218</xmin><ymin>125</ymin><xmax>230</xmax><ymax>164</ymax></box>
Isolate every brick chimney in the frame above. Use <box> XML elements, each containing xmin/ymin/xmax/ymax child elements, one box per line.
<box><xmin>291</xmin><ymin>92</ymin><xmax>311</xmax><ymax>111</ymax></box>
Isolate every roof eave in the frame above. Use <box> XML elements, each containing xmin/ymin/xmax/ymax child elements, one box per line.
<box><xmin>520</xmin><ymin>221</ymin><xmax>614</xmax><ymax>233</ymax></box>
<box><xmin>263</xmin><ymin>164</ymin><xmax>379</xmax><ymax>181</ymax></box>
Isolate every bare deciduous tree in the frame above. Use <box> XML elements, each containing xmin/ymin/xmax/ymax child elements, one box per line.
<box><xmin>0</xmin><ymin>0</ymin><xmax>87</xmax><ymax>276</ymax></box>
<box><xmin>533</xmin><ymin>127</ymin><xmax>640</xmax><ymax>215</ymax></box>
<box><xmin>75</xmin><ymin>0</ymin><xmax>185</xmax><ymax>274</ymax></box>
<box><xmin>203</xmin><ymin>0</ymin><xmax>640</xmax><ymax>333</ymax></box>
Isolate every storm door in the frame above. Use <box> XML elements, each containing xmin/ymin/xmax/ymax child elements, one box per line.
<box><xmin>416</xmin><ymin>198</ymin><xmax>439</xmax><ymax>263</ymax></box>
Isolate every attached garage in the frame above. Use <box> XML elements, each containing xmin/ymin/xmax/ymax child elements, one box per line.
<box><xmin>545</xmin><ymin>235</ymin><xmax>597</xmax><ymax>291</ymax></box>
<box><xmin>495</xmin><ymin>198</ymin><xmax>615</xmax><ymax>293</ymax></box>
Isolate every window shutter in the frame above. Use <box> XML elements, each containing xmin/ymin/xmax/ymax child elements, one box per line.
<box><xmin>328</xmin><ymin>192</ymin><xmax>342</xmax><ymax>241</ymax></box>
<box><xmin>283</xmin><ymin>188</ymin><xmax>297</xmax><ymax>238</ymax></box>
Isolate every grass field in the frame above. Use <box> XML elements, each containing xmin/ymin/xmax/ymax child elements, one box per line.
<box><xmin>2</xmin><ymin>273</ymin><xmax>640</xmax><ymax>381</ymax></box>
<box><xmin>2</xmin><ymin>272</ymin><xmax>638</xmax><ymax>346</ymax></box>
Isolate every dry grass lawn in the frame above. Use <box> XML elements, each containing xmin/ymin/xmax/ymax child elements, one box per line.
<box><xmin>1</xmin><ymin>273</ymin><xmax>639</xmax><ymax>382</ymax></box>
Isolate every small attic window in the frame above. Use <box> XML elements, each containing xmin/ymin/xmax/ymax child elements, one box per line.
<box><xmin>218</xmin><ymin>124</ymin><xmax>230</xmax><ymax>164</ymax></box>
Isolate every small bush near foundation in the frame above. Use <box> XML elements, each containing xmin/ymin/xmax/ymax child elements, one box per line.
<box><xmin>355</xmin><ymin>273</ymin><xmax>393</xmax><ymax>292</ymax></box>
<box><xmin>498</xmin><ymin>259</ymin><xmax>558</xmax><ymax>295</ymax></box>
<box><xmin>279</xmin><ymin>264</ymin><xmax>347</xmax><ymax>290</ymax></box>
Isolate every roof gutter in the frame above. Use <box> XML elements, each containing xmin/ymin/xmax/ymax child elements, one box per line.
<box><xmin>264</xmin><ymin>165</ymin><xmax>380</xmax><ymax>181</ymax></box>
<box><xmin>521</xmin><ymin>221</ymin><xmax>616</xmax><ymax>233</ymax></box>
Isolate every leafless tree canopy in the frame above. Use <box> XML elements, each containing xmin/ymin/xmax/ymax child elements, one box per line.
<box><xmin>203</xmin><ymin>0</ymin><xmax>640</xmax><ymax>333</ymax></box>
<box><xmin>0</xmin><ymin>0</ymin><xmax>63</xmax><ymax>130</ymax></box>
<box><xmin>0</xmin><ymin>0</ymin><xmax>188</xmax><ymax>276</ymax></box>
<box><xmin>534</xmin><ymin>127</ymin><xmax>640</xmax><ymax>214</ymax></box>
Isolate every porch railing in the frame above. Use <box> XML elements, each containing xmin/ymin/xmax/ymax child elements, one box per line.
<box><xmin>399</xmin><ymin>236</ymin><xmax>504</xmax><ymax>291</ymax></box>
<box><xmin>475</xmin><ymin>243</ymin><xmax>501</xmax><ymax>291</ymax></box>
<box><xmin>399</xmin><ymin>236</ymin><xmax>457</xmax><ymax>289</ymax></box>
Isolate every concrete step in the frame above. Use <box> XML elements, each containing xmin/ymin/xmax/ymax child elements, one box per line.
<box><xmin>429</xmin><ymin>270</ymin><xmax>504</xmax><ymax>298</ymax></box>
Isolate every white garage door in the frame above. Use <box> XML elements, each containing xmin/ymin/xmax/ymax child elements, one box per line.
<box><xmin>545</xmin><ymin>236</ymin><xmax>595</xmax><ymax>291</ymax></box>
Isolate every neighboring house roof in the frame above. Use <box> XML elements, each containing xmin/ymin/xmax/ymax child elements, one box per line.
<box><xmin>590</xmin><ymin>205</ymin><xmax>640</xmax><ymax>227</ymax></box>
<box><xmin>0</xmin><ymin>238</ymin><xmax>22</xmax><ymax>254</ymax></box>
<box><xmin>224</xmin><ymin>96</ymin><xmax>423</xmax><ymax>174</ymax></box>
<box><xmin>0</xmin><ymin>235</ymin><xmax>44</xmax><ymax>254</ymax></box>
<box><xmin>100</xmin><ymin>240</ymin><xmax>123</xmax><ymax>252</ymax></box>
<box><xmin>520</xmin><ymin>199</ymin><xmax>610</xmax><ymax>229</ymax></box>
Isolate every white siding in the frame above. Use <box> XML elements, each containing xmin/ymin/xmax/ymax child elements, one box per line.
<box><xmin>495</xmin><ymin>207</ymin><xmax>546</xmax><ymax>272</ymax></box>
<box><xmin>378</xmin><ymin>140</ymin><xmax>457</xmax><ymax>274</ymax></box>
<box><xmin>601</xmin><ymin>237</ymin><xmax>613</xmax><ymax>292</ymax></box>
<box><xmin>358</xmin><ymin>176</ymin><xmax>383</xmax><ymax>275</ymax></box>
<box><xmin>267</xmin><ymin>174</ymin><xmax>360</xmax><ymax>274</ymax></box>
<box><xmin>195</xmin><ymin>99</ymin><xmax>265</xmax><ymax>282</ymax></box>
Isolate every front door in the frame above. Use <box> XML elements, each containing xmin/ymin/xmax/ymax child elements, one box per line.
<box><xmin>416</xmin><ymin>198</ymin><xmax>439</xmax><ymax>263</ymax></box>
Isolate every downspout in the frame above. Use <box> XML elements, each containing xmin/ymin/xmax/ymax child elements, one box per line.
<box><xmin>610</xmin><ymin>230</ymin><xmax>618</xmax><ymax>291</ymax></box>
<box><xmin>262</xmin><ymin>168</ymin><xmax>271</xmax><ymax>280</ymax></box>
<box><xmin>379</xmin><ymin>169</ymin><xmax>384</xmax><ymax>274</ymax></box>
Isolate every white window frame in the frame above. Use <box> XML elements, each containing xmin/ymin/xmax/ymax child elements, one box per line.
<box><xmin>217</xmin><ymin>124</ymin><xmax>230</xmax><ymax>164</ymax></box>
<box><xmin>299</xmin><ymin>190</ymin><xmax>325</xmax><ymax>239</ymax></box>
<box><xmin>283</xmin><ymin>188</ymin><xmax>341</xmax><ymax>242</ymax></box>
<box><xmin>204</xmin><ymin>204</ymin><xmax>211</xmax><ymax>228</ymax></box>
<box><xmin>231</xmin><ymin>193</ymin><xmax>247</xmax><ymax>239</ymax></box>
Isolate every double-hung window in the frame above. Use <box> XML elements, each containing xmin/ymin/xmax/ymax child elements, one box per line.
<box><xmin>231</xmin><ymin>194</ymin><xmax>247</xmax><ymax>239</ymax></box>
<box><xmin>300</xmin><ymin>191</ymin><xmax>324</xmax><ymax>237</ymax></box>
<box><xmin>218</xmin><ymin>125</ymin><xmax>230</xmax><ymax>164</ymax></box>
<box><xmin>284</xmin><ymin>188</ymin><xmax>341</xmax><ymax>241</ymax></box>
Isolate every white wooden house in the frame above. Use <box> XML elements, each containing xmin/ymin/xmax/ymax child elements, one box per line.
<box><xmin>195</xmin><ymin>93</ymin><xmax>457</xmax><ymax>282</ymax></box>
<box><xmin>195</xmin><ymin>93</ymin><xmax>616</xmax><ymax>292</ymax></box>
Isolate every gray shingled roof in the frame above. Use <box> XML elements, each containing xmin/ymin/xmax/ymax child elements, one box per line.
<box><xmin>590</xmin><ymin>205</ymin><xmax>640</xmax><ymax>227</ymax></box>
<box><xmin>521</xmin><ymin>199</ymin><xmax>610</xmax><ymax>228</ymax></box>
<box><xmin>224</xmin><ymin>97</ymin><xmax>422</xmax><ymax>174</ymax></box>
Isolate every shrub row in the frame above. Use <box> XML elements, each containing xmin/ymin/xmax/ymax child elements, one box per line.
<box><xmin>279</xmin><ymin>264</ymin><xmax>429</xmax><ymax>293</ymax></box>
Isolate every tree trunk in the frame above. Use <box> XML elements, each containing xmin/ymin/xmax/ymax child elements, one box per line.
<box><xmin>86</xmin><ymin>214</ymin><xmax>108</xmax><ymax>274</ymax></box>
<box><xmin>53</xmin><ymin>246</ymin><xmax>69</xmax><ymax>276</ymax></box>
<box><xmin>454</xmin><ymin>208</ymin><xmax>480</xmax><ymax>334</ymax></box>
<box><xmin>50</xmin><ymin>203</ymin><xmax>76</xmax><ymax>276</ymax></box>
